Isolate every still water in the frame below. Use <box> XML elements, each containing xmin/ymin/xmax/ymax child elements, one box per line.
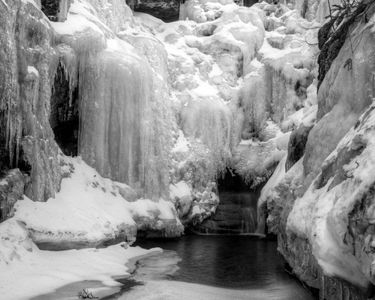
<box><xmin>120</xmin><ymin>235</ymin><xmax>316</xmax><ymax>300</ymax></box>
<box><xmin>35</xmin><ymin>235</ymin><xmax>316</xmax><ymax>300</ymax></box>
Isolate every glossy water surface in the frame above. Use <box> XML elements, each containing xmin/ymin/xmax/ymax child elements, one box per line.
<box><xmin>126</xmin><ymin>235</ymin><xmax>316</xmax><ymax>300</ymax></box>
<box><xmin>35</xmin><ymin>235</ymin><xmax>316</xmax><ymax>300</ymax></box>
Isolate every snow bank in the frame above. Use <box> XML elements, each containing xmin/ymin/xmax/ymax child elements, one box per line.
<box><xmin>0</xmin><ymin>219</ymin><xmax>159</xmax><ymax>300</ymax></box>
<box><xmin>13</xmin><ymin>157</ymin><xmax>183</xmax><ymax>249</ymax></box>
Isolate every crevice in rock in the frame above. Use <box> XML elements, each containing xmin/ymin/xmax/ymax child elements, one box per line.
<box><xmin>50</xmin><ymin>62</ymin><xmax>79</xmax><ymax>156</ymax></box>
<box><xmin>243</xmin><ymin>0</ymin><xmax>258</xmax><ymax>7</ymax></box>
<box><xmin>132</xmin><ymin>0</ymin><xmax>181</xmax><ymax>22</ymax></box>
<box><xmin>285</xmin><ymin>124</ymin><xmax>313</xmax><ymax>171</ymax></box>
<box><xmin>41</xmin><ymin>0</ymin><xmax>71</xmax><ymax>22</ymax></box>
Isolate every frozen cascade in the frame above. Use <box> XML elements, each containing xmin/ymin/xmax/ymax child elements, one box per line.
<box><xmin>241</xmin><ymin>207</ymin><xmax>256</xmax><ymax>233</ymax></box>
<box><xmin>52</xmin><ymin>1</ymin><xmax>174</xmax><ymax>198</ymax></box>
<box><xmin>78</xmin><ymin>46</ymin><xmax>151</xmax><ymax>193</ymax></box>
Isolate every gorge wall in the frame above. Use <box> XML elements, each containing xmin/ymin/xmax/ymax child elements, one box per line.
<box><xmin>0</xmin><ymin>0</ymin><xmax>375</xmax><ymax>299</ymax></box>
<box><xmin>260</xmin><ymin>0</ymin><xmax>375</xmax><ymax>299</ymax></box>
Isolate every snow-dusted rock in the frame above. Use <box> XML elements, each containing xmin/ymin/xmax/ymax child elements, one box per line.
<box><xmin>262</xmin><ymin>2</ymin><xmax>375</xmax><ymax>297</ymax></box>
<box><xmin>13</xmin><ymin>158</ymin><xmax>183</xmax><ymax>249</ymax></box>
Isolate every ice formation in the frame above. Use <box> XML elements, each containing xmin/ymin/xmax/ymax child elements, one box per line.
<box><xmin>52</xmin><ymin>0</ymin><xmax>173</xmax><ymax>199</ymax></box>
<box><xmin>0</xmin><ymin>0</ymin><xmax>321</xmax><ymax>228</ymax></box>
<box><xmin>2</xmin><ymin>0</ymin><xmax>374</xmax><ymax>298</ymax></box>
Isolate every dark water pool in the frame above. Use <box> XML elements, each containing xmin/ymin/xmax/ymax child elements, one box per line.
<box><xmin>34</xmin><ymin>235</ymin><xmax>316</xmax><ymax>300</ymax></box>
<box><xmin>130</xmin><ymin>235</ymin><xmax>316</xmax><ymax>299</ymax></box>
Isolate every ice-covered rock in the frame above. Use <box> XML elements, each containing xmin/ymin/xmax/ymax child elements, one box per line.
<box><xmin>169</xmin><ymin>181</ymin><xmax>193</xmax><ymax>218</ymax></box>
<box><xmin>0</xmin><ymin>169</ymin><xmax>25</xmax><ymax>222</ymax></box>
<box><xmin>262</xmin><ymin>2</ymin><xmax>375</xmax><ymax>297</ymax></box>
<box><xmin>13</xmin><ymin>157</ymin><xmax>183</xmax><ymax>250</ymax></box>
<box><xmin>304</xmin><ymin>1</ymin><xmax>375</xmax><ymax>187</ymax></box>
<box><xmin>289</xmin><ymin>103</ymin><xmax>375</xmax><ymax>288</ymax></box>
<box><xmin>133</xmin><ymin>0</ymin><xmax>181</xmax><ymax>22</ymax></box>
<box><xmin>0</xmin><ymin>0</ymin><xmax>62</xmax><ymax>202</ymax></box>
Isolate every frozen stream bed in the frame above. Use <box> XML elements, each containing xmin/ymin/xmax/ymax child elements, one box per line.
<box><xmin>35</xmin><ymin>236</ymin><xmax>316</xmax><ymax>300</ymax></box>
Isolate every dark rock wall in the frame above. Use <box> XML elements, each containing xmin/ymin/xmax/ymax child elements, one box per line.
<box><xmin>41</xmin><ymin>0</ymin><xmax>71</xmax><ymax>22</ymax></box>
<box><xmin>132</xmin><ymin>0</ymin><xmax>181</xmax><ymax>22</ymax></box>
<box><xmin>285</xmin><ymin>124</ymin><xmax>312</xmax><ymax>171</ymax></box>
<box><xmin>50</xmin><ymin>63</ymin><xmax>79</xmax><ymax>156</ymax></box>
<box><xmin>243</xmin><ymin>0</ymin><xmax>258</xmax><ymax>7</ymax></box>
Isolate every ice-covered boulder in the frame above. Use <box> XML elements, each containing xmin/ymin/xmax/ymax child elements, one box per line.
<box><xmin>0</xmin><ymin>219</ymin><xmax>37</xmax><ymax>266</ymax></box>
<box><xmin>169</xmin><ymin>181</ymin><xmax>193</xmax><ymax>218</ymax></box>
<box><xmin>13</xmin><ymin>157</ymin><xmax>183</xmax><ymax>250</ymax></box>
<box><xmin>0</xmin><ymin>169</ymin><xmax>25</xmax><ymax>222</ymax></box>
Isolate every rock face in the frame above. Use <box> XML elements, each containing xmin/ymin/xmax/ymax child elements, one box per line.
<box><xmin>317</xmin><ymin>0</ymin><xmax>371</xmax><ymax>89</ymax></box>
<box><xmin>41</xmin><ymin>0</ymin><xmax>71</xmax><ymax>21</ymax></box>
<box><xmin>0</xmin><ymin>169</ymin><xmax>25</xmax><ymax>222</ymax></box>
<box><xmin>134</xmin><ymin>0</ymin><xmax>181</xmax><ymax>22</ymax></box>
<box><xmin>0</xmin><ymin>0</ymin><xmax>62</xmax><ymax>202</ymax></box>
<box><xmin>263</xmin><ymin>1</ymin><xmax>375</xmax><ymax>299</ymax></box>
<box><xmin>303</xmin><ymin>0</ymin><xmax>375</xmax><ymax>186</ymax></box>
<box><xmin>49</xmin><ymin>63</ymin><xmax>79</xmax><ymax>156</ymax></box>
<box><xmin>285</xmin><ymin>124</ymin><xmax>312</xmax><ymax>171</ymax></box>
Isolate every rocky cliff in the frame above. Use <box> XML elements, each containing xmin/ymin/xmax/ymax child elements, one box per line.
<box><xmin>1</xmin><ymin>1</ymin><xmax>375</xmax><ymax>298</ymax></box>
<box><xmin>0</xmin><ymin>0</ymin><xmax>62</xmax><ymax>208</ymax></box>
<box><xmin>263</xmin><ymin>1</ymin><xmax>375</xmax><ymax>299</ymax></box>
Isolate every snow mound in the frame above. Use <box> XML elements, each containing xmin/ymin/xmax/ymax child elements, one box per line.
<box><xmin>0</xmin><ymin>219</ymin><xmax>159</xmax><ymax>300</ymax></box>
<box><xmin>13</xmin><ymin>157</ymin><xmax>183</xmax><ymax>249</ymax></box>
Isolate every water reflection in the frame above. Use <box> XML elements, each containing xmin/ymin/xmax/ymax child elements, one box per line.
<box><xmin>131</xmin><ymin>235</ymin><xmax>316</xmax><ymax>299</ymax></box>
<box><xmin>34</xmin><ymin>236</ymin><xmax>316</xmax><ymax>300</ymax></box>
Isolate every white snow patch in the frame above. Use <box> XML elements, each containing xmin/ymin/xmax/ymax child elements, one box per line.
<box><xmin>0</xmin><ymin>219</ymin><xmax>159</xmax><ymax>300</ymax></box>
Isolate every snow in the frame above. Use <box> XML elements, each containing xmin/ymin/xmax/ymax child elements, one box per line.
<box><xmin>117</xmin><ymin>279</ymin><xmax>312</xmax><ymax>300</ymax></box>
<box><xmin>13</xmin><ymin>157</ymin><xmax>182</xmax><ymax>248</ymax></box>
<box><xmin>0</xmin><ymin>0</ymin><xmax>340</xmax><ymax>297</ymax></box>
<box><xmin>27</xmin><ymin>66</ymin><xmax>39</xmax><ymax>76</ymax></box>
<box><xmin>0</xmin><ymin>219</ymin><xmax>160</xmax><ymax>300</ymax></box>
<box><xmin>52</xmin><ymin>13</ymin><xmax>104</xmax><ymax>36</ymax></box>
<box><xmin>172</xmin><ymin>131</ymin><xmax>190</xmax><ymax>154</ymax></box>
<box><xmin>169</xmin><ymin>181</ymin><xmax>192</xmax><ymax>200</ymax></box>
<box><xmin>257</xmin><ymin>154</ymin><xmax>287</xmax><ymax>211</ymax></box>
